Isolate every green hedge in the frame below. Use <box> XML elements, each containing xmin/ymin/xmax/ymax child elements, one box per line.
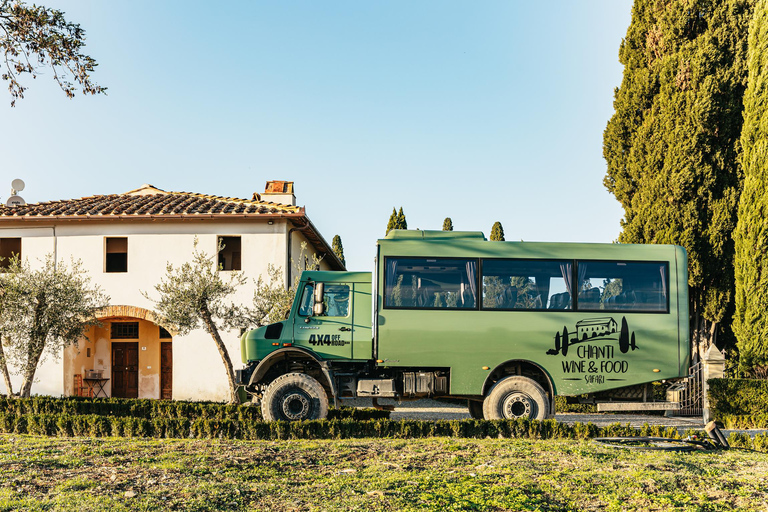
<box><xmin>709</xmin><ymin>378</ymin><xmax>768</xmax><ymax>428</ymax></box>
<box><xmin>0</xmin><ymin>397</ymin><xmax>390</xmax><ymax>422</ymax></box>
<box><xmin>554</xmin><ymin>396</ymin><xmax>597</xmax><ymax>413</ymax></box>
<box><xmin>0</xmin><ymin>412</ymin><xmax>674</xmax><ymax>440</ymax></box>
<box><xmin>3</xmin><ymin>412</ymin><xmax>766</xmax><ymax>451</ymax></box>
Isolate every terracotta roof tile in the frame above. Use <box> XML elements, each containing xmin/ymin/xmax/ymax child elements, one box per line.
<box><xmin>0</xmin><ymin>187</ymin><xmax>301</xmax><ymax>219</ymax></box>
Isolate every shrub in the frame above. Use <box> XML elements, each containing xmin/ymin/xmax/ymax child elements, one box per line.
<box><xmin>709</xmin><ymin>378</ymin><xmax>768</xmax><ymax>428</ymax></box>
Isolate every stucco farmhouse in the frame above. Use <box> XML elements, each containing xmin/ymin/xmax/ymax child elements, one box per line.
<box><xmin>0</xmin><ymin>182</ymin><xmax>343</xmax><ymax>401</ymax></box>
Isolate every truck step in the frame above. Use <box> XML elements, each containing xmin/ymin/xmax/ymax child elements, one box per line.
<box><xmin>597</xmin><ymin>402</ymin><xmax>681</xmax><ymax>412</ymax></box>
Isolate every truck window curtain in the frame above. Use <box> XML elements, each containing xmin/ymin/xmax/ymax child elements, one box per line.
<box><xmin>385</xmin><ymin>260</ymin><xmax>398</xmax><ymax>305</ymax></box>
<box><xmin>465</xmin><ymin>261</ymin><xmax>477</xmax><ymax>307</ymax></box>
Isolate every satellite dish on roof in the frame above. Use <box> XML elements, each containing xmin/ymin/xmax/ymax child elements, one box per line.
<box><xmin>8</xmin><ymin>179</ymin><xmax>26</xmax><ymax>206</ymax></box>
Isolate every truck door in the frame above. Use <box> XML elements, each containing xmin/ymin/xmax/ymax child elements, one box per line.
<box><xmin>293</xmin><ymin>282</ymin><xmax>353</xmax><ymax>359</ymax></box>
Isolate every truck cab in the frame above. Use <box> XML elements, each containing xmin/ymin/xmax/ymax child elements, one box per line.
<box><xmin>238</xmin><ymin>271</ymin><xmax>373</xmax><ymax>420</ymax></box>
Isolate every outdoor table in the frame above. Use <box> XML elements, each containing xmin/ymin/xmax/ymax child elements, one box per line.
<box><xmin>83</xmin><ymin>378</ymin><xmax>110</xmax><ymax>398</ymax></box>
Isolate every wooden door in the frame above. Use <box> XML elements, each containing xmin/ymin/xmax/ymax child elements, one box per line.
<box><xmin>161</xmin><ymin>342</ymin><xmax>172</xmax><ymax>400</ymax></box>
<box><xmin>112</xmin><ymin>342</ymin><xmax>139</xmax><ymax>398</ymax></box>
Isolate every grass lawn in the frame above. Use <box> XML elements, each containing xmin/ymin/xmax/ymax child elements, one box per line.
<box><xmin>0</xmin><ymin>433</ymin><xmax>765</xmax><ymax>511</ymax></box>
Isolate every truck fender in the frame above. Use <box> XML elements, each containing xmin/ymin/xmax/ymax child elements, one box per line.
<box><xmin>249</xmin><ymin>347</ymin><xmax>339</xmax><ymax>408</ymax></box>
<box><xmin>482</xmin><ymin>359</ymin><xmax>556</xmax><ymax>401</ymax></box>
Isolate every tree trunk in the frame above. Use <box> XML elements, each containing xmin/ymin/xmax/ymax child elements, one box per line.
<box><xmin>19</xmin><ymin>338</ymin><xmax>45</xmax><ymax>398</ymax></box>
<box><xmin>20</xmin><ymin>296</ymin><xmax>47</xmax><ymax>398</ymax></box>
<box><xmin>0</xmin><ymin>338</ymin><xmax>13</xmax><ymax>397</ymax></box>
<box><xmin>200</xmin><ymin>308</ymin><xmax>241</xmax><ymax>404</ymax></box>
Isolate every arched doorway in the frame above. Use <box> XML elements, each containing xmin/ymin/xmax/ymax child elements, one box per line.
<box><xmin>64</xmin><ymin>305</ymin><xmax>174</xmax><ymax>399</ymax></box>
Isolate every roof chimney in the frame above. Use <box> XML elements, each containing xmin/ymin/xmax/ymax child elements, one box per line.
<box><xmin>262</xmin><ymin>181</ymin><xmax>296</xmax><ymax>206</ymax></box>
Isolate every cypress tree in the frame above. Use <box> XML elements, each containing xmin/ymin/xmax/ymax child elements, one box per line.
<box><xmin>734</xmin><ymin>0</ymin><xmax>768</xmax><ymax>373</ymax></box>
<box><xmin>442</xmin><ymin>218</ymin><xmax>454</xmax><ymax>231</ymax></box>
<box><xmin>332</xmin><ymin>235</ymin><xmax>346</xmax><ymax>268</ymax></box>
<box><xmin>562</xmin><ymin>326</ymin><xmax>569</xmax><ymax>356</ymax></box>
<box><xmin>603</xmin><ymin>0</ymin><xmax>754</xmax><ymax>355</ymax></box>
<box><xmin>490</xmin><ymin>222</ymin><xmax>505</xmax><ymax>241</ymax></box>
<box><xmin>619</xmin><ymin>317</ymin><xmax>629</xmax><ymax>354</ymax></box>
<box><xmin>397</xmin><ymin>207</ymin><xmax>407</xmax><ymax>230</ymax></box>
<box><xmin>386</xmin><ymin>208</ymin><xmax>397</xmax><ymax>235</ymax></box>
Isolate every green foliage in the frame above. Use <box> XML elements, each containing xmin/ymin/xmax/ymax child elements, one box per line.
<box><xmin>442</xmin><ymin>217</ymin><xmax>453</xmax><ymax>231</ymax></box>
<box><xmin>251</xmin><ymin>264</ymin><xmax>293</xmax><ymax>327</ymax></box>
<box><xmin>490</xmin><ymin>221</ymin><xmax>505</xmax><ymax>241</ymax></box>
<box><xmin>554</xmin><ymin>396</ymin><xmax>597</xmax><ymax>413</ymax></box>
<box><xmin>251</xmin><ymin>242</ymin><xmax>323</xmax><ymax>327</ymax></box>
<box><xmin>397</xmin><ymin>207</ymin><xmax>407</xmax><ymax>230</ymax></box>
<box><xmin>386</xmin><ymin>207</ymin><xmax>397</xmax><ymax>235</ymax></box>
<box><xmin>331</xmin><ymin>234</ymin><xmax>346</xmax><ymax>267</ymax></box>
<box><xmin>734</xmin><ymin>0</ymin><xmax>768</xmax><ymax>373</ymax></box>
<box><xmin>145</xmin><ymin>239</ymin><xmax>250</xmax><ymax>403</ymax></box>
<box><xmin>386</xmin><ymin>207</ymin><xmax>408</xmax><ymax>234</ymax></box>
<box><xmin>603</xmin><ymin>0</ymin><xmax>755</xmax><ymax>352</ymax></box>
<box><xmin>0</xmin><ymin>255</ymin><xmax>109</xmax><ymax>397</ymax></box>
<box><xmin>0</xmin><ymin>1</ymin><xmax>106</xmax><ymax>106</ymax></box>
<box><xmin>708</xmin><ymin>377</ymin><xmax>768</xmax><ymax>428</ymax></box>
<box><xmin>12</xmin><ymin>395</ymin><xmax>768</xmax><ymax>451</ymax></box>
<box><xmin>147</xmin><ymin>239</ymin><xmax>249</xmax><ymax>336</ymax></box>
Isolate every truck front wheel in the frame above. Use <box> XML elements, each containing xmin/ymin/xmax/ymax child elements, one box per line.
<box><xmin>261</xmin><ymin>373</ymin><xmax>329</xmax><ymax>422</ymax></box>
<box><xmin>483</xmin><ymin>376</ymin><xmax>549</xmax><ymax>421</ymax></box>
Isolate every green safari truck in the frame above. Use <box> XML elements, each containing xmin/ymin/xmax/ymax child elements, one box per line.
<box><xmin>238</xmin><ymin>230</ymin><xmax>690</xmax><ymax>421</ymax></box>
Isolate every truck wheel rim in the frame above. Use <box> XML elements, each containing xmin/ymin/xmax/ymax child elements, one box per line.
<box><xmin>282</xmin><ymin>392</ymin><xmax>310</xmax><ymax>420</ymax></box>
<box><xmin>502</xmin><ymin>393</ymin><xmax>533</xmax><ymax>419</ymax></box>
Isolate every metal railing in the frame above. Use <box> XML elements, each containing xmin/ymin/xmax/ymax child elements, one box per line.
<box><xmin>677</xmin><ymin>361</ymin><xmax>703</xmax><ymax>416</ymax></box>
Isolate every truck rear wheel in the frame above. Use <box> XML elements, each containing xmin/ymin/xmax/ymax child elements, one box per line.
<box><xmin>483</xmin><ymin>376</ymin><xmax>549</xmax><ymax>421</ymax></box>
<box><xmin>261</xmin><ymin>373</ymin><xmax>329</xmax><ymax>422</ymax></box>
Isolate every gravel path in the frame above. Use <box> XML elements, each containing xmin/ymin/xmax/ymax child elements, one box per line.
<box><xmin>344</xmin><ymin>398</ymin><xmax>705</xmax><ymax>425</ymax></box>
<box><xmin>342</xmin><ymin>398</ymin><xmax>768</xmax><ymax>438</ymax></box>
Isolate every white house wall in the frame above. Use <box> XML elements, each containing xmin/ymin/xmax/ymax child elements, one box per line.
<box><xmin>0</xmin><ymin>219</ymin><xmax>335</xmax><ymax>400</ymax></box>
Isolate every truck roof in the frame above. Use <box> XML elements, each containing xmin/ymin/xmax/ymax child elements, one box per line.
<box><xmin>299</xmin><ymin>270</ymin><xmax>372</xmax><ymax>282</ymax></box>
<box><xmin>383</xmin><ymin>230</ymin><xmax>486</xmax><ymax>241</ymax></box>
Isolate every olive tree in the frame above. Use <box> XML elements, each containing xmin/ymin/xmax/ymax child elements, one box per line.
<box><xmin>0</xmin><ymin>255</ymin><xmax>109</xmax><ymax>397</ymax></box>
<box><xmin>252</xmin><ymin>243</ymin><xmax>323</xmax><ymax>328</ymax></box>
<box><xmin>146</xmin><ymin>241</ymin><xmax>250</xmax><ymax>404</ymax></box>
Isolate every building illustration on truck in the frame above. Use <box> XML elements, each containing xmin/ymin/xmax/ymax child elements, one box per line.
<box><xmin>237</xmin><ymin>230</ymin><xmax>688</xmax><ymax>422</ymax></box>
<box><xmin>576</xmin><ymin>318</ymin><xmax>617</xmax><ymax>340</ymax></box>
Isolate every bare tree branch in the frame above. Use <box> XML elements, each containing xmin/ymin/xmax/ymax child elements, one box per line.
<box><xmin>0</xmin><ymin>1</ymin><xmax>106</xmax><ymax>106</ymax></box>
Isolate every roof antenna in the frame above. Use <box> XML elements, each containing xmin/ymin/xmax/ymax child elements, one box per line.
<box><xmin>7</xmin><ymin>179</ymin><xmax>26</xmax><ymax>206</ymax></box>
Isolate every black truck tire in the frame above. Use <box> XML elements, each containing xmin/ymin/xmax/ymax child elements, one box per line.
<box><xmin>483</xmin><ymin>376</ymin><xmax>549</xmax><ymax>421</ymax></box>
<box><xmin>261</xmin><ymin>373</ymin><xmax>329</xmax><ymax>422</ymax></box>
<box><xmin>467</xmin><ymin>399</ymin><xmax>484</xmax><ymax>419</ymax></box>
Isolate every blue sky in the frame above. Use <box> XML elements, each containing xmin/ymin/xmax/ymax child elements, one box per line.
<box><xmin>1</xmin><ymin>1</ymin><xmax>633</xmax><ymax>270</ymax></box>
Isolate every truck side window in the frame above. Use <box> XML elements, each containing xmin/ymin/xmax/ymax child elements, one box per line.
<box><xmin>481</xmin><ymin>259</ymin><xmax>571</xmax><ymax>310</ymax></box>
<box><xmin>576</xmin><ymin>261</ymin><xmax>668</xmax><ymax>313</ymax></box>
<box><xmin>384</xmin><ymin>258</ymin><xmax>478</xmax><ymax>309</ymax></box>
<box><xmin>322</xmin><ymin>285</ymin><xmax>350</xmax><ymax>317</ymax></box>
<box><xmin>298</xmin><ymin>284</ymin><xmax>314</xmax><ymax>316</ymax></box>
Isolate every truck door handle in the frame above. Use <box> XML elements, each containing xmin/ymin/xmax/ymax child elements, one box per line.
<box><xmin>339</xmin><ymin>327</ymin><xmax>352</xmax><ymax>332</ymax></box>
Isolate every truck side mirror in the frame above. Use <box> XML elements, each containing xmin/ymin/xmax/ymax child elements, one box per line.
<box><xmin>313</xmin><ymin>283</ymin><xmax>325</xmax><ymax>316</ymax></box>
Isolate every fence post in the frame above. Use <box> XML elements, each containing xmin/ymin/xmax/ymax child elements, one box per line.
<box><xmin>701</xmin><ymin>345</ymin><xmax>726</xmax><ymax>423</ymax></box>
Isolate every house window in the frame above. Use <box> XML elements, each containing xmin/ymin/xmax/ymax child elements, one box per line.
<box><xmin>159</xmin><ymin>326</ymin><xmax>172</xmax><ymax>339</ymax></box>
<box><xmin>217</xmin><ymin>236</ymin><xmax>241</xmax><ymax>271</ymax></box>
<box><xmin>111</xmin><ymin>322</ymin><xmax>139</xmax><ymax>339</ymax></box>
<box><xmin>105</xmin><ymin>237</ymin><xmax>128</xmax><ymax>273</ymax></box>
<box><xmin>0</xmin><ymin>238</ymin><xmax>21</xmax><ymax>270</ymax></box>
